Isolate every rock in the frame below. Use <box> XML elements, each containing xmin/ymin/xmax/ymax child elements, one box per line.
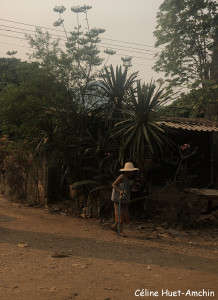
<box><xmin>138</xmin><ymin>225</ymin><xmax>146</xmax><ymax>230</ymax></box>
<box><xmin>145</xmin><ymin>224</ymin><xmax>155</xmax><ymax>229</ymax></box>
<box><xmin>158</xmin><ymin>233</ymin><xmax>170</xmax><ymax>238</ymax></box>
<box><xmin>161</xmin><ymin>222</ymin><xmax>168</xmax><ymax>228</ymax></box>
<box><xmin>49</xmin><ymin>287</ymin><xmax>59</xmax><ymax>293</ymax></box>
<box><xmin>167</xmin><ymin>229</ymin><xmax>182</xmax><ymax>236</ymax></box>
<box><xmin>188</xmin><ymin>242</ymin><xmax>197</xmax><ymax>245</ymax></box>
<box><xmin>72</xmin><ymin>264</ymin><xmax>80</xmax><ymax>267</ymax></box>
<box><xmin>16</xmin><ymin>244</ymin><xmax>28</xmax><ymax>248</ymax></box>
<box><xmin>212</xmin><ymin>211</ymin><xmax>218</xmax><ymax>219</ymax></box>
<box><xmin>145</xmin><ymin>236</ymin><xmax>152</xmax><ymax>240</ymax></box>
<box><xmin>12</xmin><ymin>203</ymin><xmax>20</xmax><ymax>207</ymax></box>
<box><xmin>103</xmin><ymin>221</ymin><xmax>111</xmax><ymax>225</ymax></box>
<box><xmin>51</xmin><ymin>253</ymin><xmax>70</xmax><ymax>258</ymax></box>
<box><xmin>49</xmin><ymin>208</ymin><xmax>61</xmax><ymax>214</ymax></box>
<box><xmin>155</xmin><ymin>226</ymin><xmax>165</xmax><ymax>233</ymax></box>
<box><xmin>80</xmin><ymin>265</ymin><xmax>88</xmax><ymax>269</ymax></box>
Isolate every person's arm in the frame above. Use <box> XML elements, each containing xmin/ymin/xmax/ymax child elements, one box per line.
<box><xmin>112</xmin><ymin>175</ymin><xmax>124</xmax><ymax>196</ymax></box>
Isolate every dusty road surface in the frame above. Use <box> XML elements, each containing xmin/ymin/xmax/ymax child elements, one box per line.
<box><xmin>0</xmin><ymin>195</ymin><xmax>218</xmax><ymax>300</ymax></box>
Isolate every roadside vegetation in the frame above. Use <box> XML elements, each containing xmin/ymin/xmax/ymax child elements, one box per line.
<box><xmin>0</xmin><ymin>2</ymin><xmax>217</xmax><ymax>226</ymax></box>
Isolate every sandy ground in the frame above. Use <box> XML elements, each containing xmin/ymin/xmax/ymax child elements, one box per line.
<box><xmin>0</xmin><ymin>195</ymin><xmax>218</xmax><ymax>300</ymax></box>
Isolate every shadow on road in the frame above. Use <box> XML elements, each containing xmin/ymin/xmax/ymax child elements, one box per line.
<box><xmin>0</xmin><ymin>226</ymin><xmax>217</xmax><ymax>274</ymax></box>
<box><xmin>0</xmin><ymin>213</ymin><xmax>17</xmax><ymax>222</ymax></box>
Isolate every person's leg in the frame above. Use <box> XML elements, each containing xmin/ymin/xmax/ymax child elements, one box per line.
<box><xmin>111</xmin><ymin>202</ymin><xmax>127</xmax><ymax>237</ymax></box>
<box><xmin>123</xmin><ymin>204</ymin><xmax>130</xmax><ymax>225</ymax></box>
<box><xmin>119</xmin><ymin>205</ymin><xmax>129</xmax><ymax>237</ymax></box>
<box><xmin>119</xmin><ymin>223</ymin><xmax>127</xmax><ymax>237</ymax></box>
<box><xmin>110</xmin><ymin>222</ymin><xmax>118</xmax><ymax>231</ymax></box>
<box><xmin>111</xmin><ymin>202</ymin><xmax>119</xmax><ymax>231</ymax></box>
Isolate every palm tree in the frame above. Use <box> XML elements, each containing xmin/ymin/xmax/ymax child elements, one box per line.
<box><xmin>113</xmin><ymin>81</ymin><xmax>169</xmax><ymax>163</ymax></box>
<box><xmin>97</xmin><ymin>64</ymin><xmax>138</xmax><ymax>121</ymax></box>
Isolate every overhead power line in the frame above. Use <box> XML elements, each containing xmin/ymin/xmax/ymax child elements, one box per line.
<box><xmin>1</xmin><ymin>34</ymin><xmax>215</xmax><ymax>70</ymax></box>
<box><xmin>0</xmin><ymin>33</ymin><xmax>25</xmax><ymax>41</ymax></box>
<box><xmin>0</xmin><ymin>24</ymin><xmax>159</xmax><ymax>54</ymax></box>
<box><xmin>0</xmin><ymin>27</ymin><xmax>157</xmax><ymax>57</ymax></box>
<box><xmin>0</xmin><ymin>18</ymin><xmax>163</xmax><ymax>51</ymax></box>
<box><xmin>0</xmin><ymin>18</ymin><xmax>65</xmax><ymax>32</ymax></box>
<box><xmin>0</xmin><ymin>45</ymin><xmax>154</xmax><ymax>68</ymax></box>
<box><xmin>0</xmin><ymin>36</ymin><xmax>156</xmax><ymax>61</ymax></box>
<box><xmin>0</xmin><ymin>24</ymin><xmax>65</xmax><ymax>40</ymax></box>
<box><xmin>0</xmin><ymin>41</ymin><xmax>28</xmax><ymax>48</ymax></box>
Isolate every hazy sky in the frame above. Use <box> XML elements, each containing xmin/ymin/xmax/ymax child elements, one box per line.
<box><xmin>1</xmin><ymin>0</ymin><xmax>164</xmax><ymax>82</ymax></box>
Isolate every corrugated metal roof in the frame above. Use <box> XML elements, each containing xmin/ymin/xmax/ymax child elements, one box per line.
<box><xmin>158</xmin><ymin>117</ymin><xmax>218</xmax><ymax>132</ymax></box>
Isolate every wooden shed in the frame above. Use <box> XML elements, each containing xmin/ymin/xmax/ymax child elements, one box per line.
<box><xmin>159</xmin><ymin>116</ymin><xmax>218</xmax><ymax>188</ymax></box>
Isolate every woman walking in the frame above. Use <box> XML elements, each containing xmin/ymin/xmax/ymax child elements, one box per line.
<box><xmin>111</xmin><ymin>162</ymin><xmax>139</xmax><ymax>237</ymax></box>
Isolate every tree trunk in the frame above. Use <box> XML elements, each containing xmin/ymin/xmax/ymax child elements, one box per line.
<box><xmin>210</xmin><ymin>16</ymin><xmax>218</xmax><ymax>83</ymax></box>
<box><xmin>205</xmin><ymin>103</ymin><xmax>218</xmax><ymax>121</ymax></box>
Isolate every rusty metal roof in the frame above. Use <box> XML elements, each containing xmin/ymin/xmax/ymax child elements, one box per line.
<box><xmin>158</xmin><ymin>117</ymin><xmax>218</xmax><ymax>132</ymax></box>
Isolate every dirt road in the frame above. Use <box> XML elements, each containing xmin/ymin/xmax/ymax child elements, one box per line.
<box><xmin>0</xmin><ymin>195</ymin><xmax>218</xmax><ymax>300</ymax></box>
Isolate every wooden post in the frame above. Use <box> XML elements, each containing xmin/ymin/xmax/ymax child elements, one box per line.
<box><xmin>210</xmin><ymin>132</ymin><xmax>215</xmax><ymax>188</ymax></box>
<box><xmin>205</xmin><ymin>103</ymin><xmax>218</xmax><ymax>212</ymax></box>
<box><xmin>207</xmin><ymin>132</ymin><xmax>216</xmax><ymax>212</ymax></box>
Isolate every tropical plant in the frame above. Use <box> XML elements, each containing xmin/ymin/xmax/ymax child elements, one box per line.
<box><xmin>97</xmin><ymin>65</ymin><xmax>138</xmax><ymax>121</ymax></box>
<box><xmin>84</xmin><ymin>119</ymin><xmax>124</xmax><ymax>175</ymax></box>
<box><xmin>174</xmin><ymin>143</ymin><xmax>198</xmax><ymax>184</ymax></box>
<box><xmin>112</xmin><ymin>81</ymin><xmax>168</xmax><ymax>163</ymax></box>
<box><xmin>99</xmin><ymin>64</ymin><xmax>138</xmax><ymax>103</ymax></box>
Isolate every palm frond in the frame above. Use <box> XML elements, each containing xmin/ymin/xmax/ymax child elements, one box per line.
<box><xmin>71</xmin><ymin>180</ymin><xmax>98</xmax><ymax>189</ymax></box>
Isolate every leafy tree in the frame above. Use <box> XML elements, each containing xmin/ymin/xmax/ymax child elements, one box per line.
<box><xmin>0</xmin><ymin>59</ymin><xmax>80</xmax><ymax>178</ymax></box>
<box><xmin>0</xmin><ymin>60</ymin><xmax>76</xmax><ymax>142</ymax></box>
<box><xmin>210</xmin><ymin>14</ymin><xmax>218</xmax><ymax>83</ymax></box>
<box><xmin>160</xmin><ymin>84</ymin><xmax>218</xmax><ymax>118</ymax></box>
<box><xmin>154</xmin><ymin>0</ymin><xmax>217</xmax><ymax>90</ymax></box>
<box><xmin>27</xmin><ymin>5</ymin><xmax>116</xmax><ymax>113</ymax></box>
<box><xmin>0</xmin><ymin>59</ymin><xmax>83</xmax><ymax>200</ymax></box>
<box><xmin>0</xmin><ymin>57</ymin><xmax>22</xmax><ymax>91</ymax></box>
